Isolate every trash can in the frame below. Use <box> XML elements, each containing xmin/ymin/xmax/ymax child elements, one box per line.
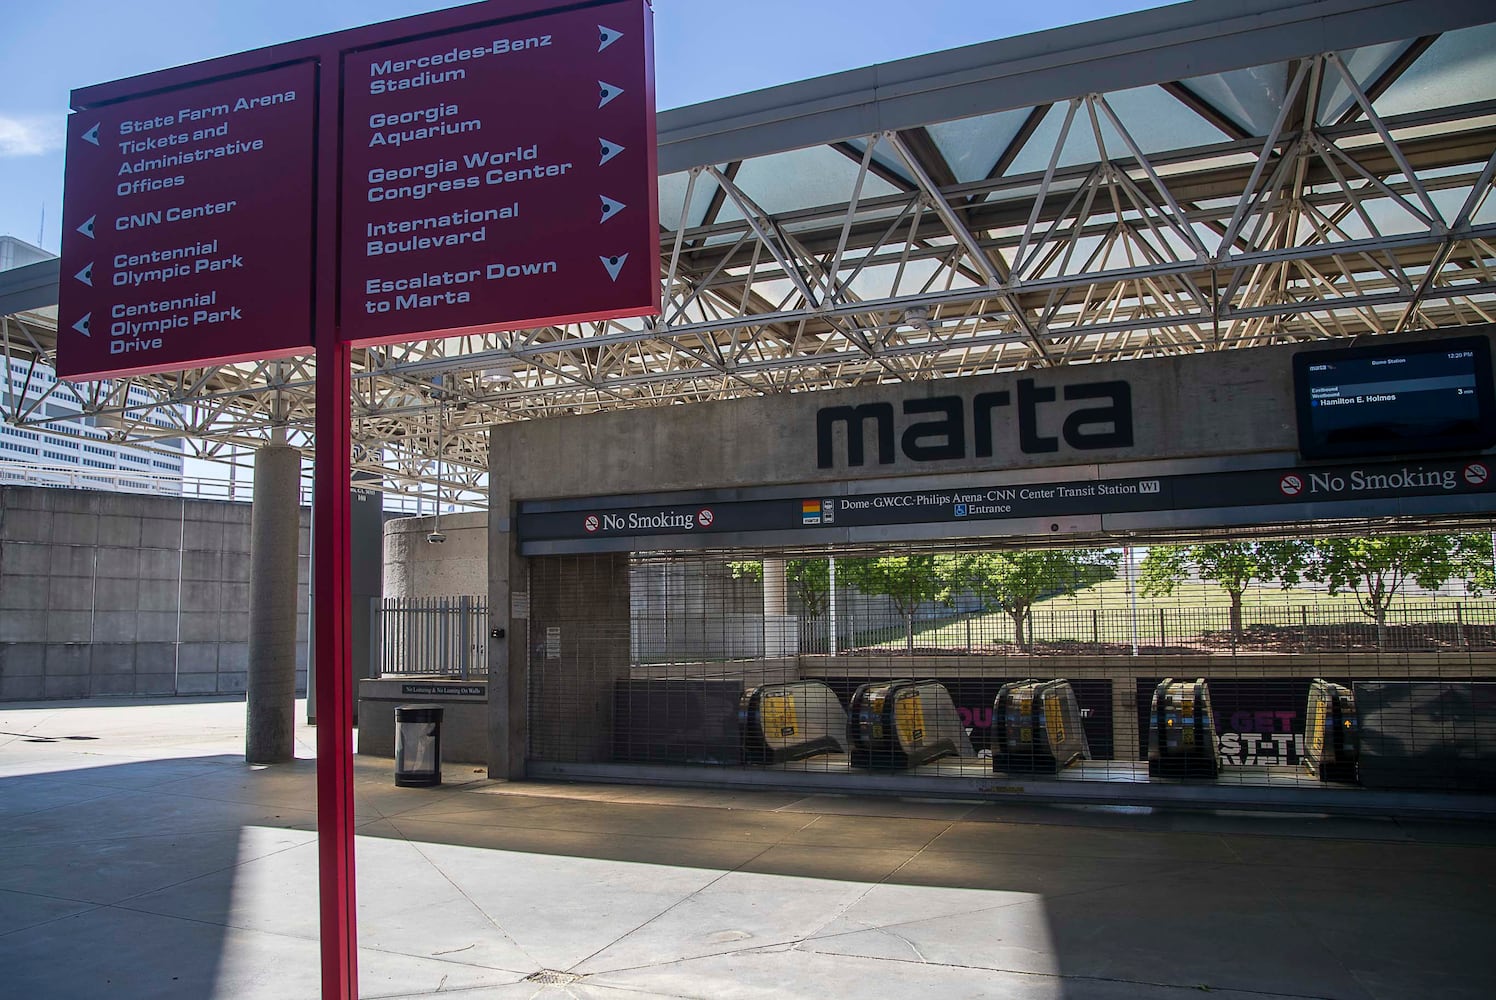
<box><xmin>393</xmin><ymin>704</ymin><xmax>443</xmax><ymax>787</ymax></box>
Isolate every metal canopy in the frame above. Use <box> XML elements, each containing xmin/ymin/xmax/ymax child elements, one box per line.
<box><xmin>4</xmin><ymin>0</ymin><xmax>1495</xmax><ymax>507</ymax></box>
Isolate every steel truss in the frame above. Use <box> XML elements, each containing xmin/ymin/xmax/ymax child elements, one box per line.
<box><xmin>3</xmin><ymin>31</ymin><xmax>1495</xmax><ymax>506</ymax></box>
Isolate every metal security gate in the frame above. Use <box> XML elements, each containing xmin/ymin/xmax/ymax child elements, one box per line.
<box><xmin>380</xmin><ymin>596</ymin><xmax>488</xmax><ymax>678</ymax></box>
<box><xmin>523</xmin><ymin>527</ymin><xmax>1496</xmax><ymax>808</ymax></box>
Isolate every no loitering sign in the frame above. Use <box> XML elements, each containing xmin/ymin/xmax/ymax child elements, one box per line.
<box><xmin>56</xmin><ymin>0</ymin><xmax>658</xmax><ymax>379</ymax></box>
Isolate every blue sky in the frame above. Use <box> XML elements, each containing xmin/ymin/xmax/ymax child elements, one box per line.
<box><xmin>0</xmin><ymin>0</ymin><xmax>1172</xmax><ymax>253</ymax></box>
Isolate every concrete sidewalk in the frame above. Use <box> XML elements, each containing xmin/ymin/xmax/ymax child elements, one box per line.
<box><xmin>1</xmin><ymin>698</ymin><xmax>1494</xmax><ymax>999</ymax></box>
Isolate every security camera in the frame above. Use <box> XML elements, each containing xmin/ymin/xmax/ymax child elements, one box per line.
<box><xmin>426</xmin><ymin>531</ymin><xmax>447</xmax><ymax>544</ymax></box>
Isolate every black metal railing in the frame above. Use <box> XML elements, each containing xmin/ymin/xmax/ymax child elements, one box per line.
<box><xmin>379</xmin><ymin>596</ymin><xmax>489</xmax><ymax>677</ymax></box>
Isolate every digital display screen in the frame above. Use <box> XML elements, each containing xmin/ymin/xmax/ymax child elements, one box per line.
<box><xmin>1294</xmin><ymin>335</ymin><xmax>1496</xmax><ymax>459</ymax></box>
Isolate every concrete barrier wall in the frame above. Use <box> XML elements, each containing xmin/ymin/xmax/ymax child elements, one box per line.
<box><xmin>0</xmin><ymin>485</ymin><xmax>310</xmax><ymax>700</ymax></box>
<box><xmin>384</xmin><ymin>511</ymin><xmax>488</xmax><ymax>599</ymax></box>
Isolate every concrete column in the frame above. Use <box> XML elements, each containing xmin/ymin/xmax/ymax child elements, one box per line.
<box><xmin>247</xmin><ymin>445</ymin><xmax>301</xmax><ymax>763</ymax></box>
<box><xmin>762</xmin><ymin>557</ymin><xmax>790</xmax><ymax>657</ymax></box>
<box><xmin>762</xmin><ymin>558</ymin><xmax>788</xmax><ymax>616</ymax></box>
<box><xmin>489</xmin><ymin>434</ymin><xmax>527</xmax><ymax>779</ymax></box>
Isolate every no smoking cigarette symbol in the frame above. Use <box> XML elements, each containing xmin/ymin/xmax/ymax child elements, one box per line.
<box><xmin>583</xmin><ymin>515</ymin><xmax>600</xmax><ymax>533</ymax></box>
<box><xmin>1279</xmin><ymin>475</ymin><xmax>1303</xmax><ymax>496</ymax></box>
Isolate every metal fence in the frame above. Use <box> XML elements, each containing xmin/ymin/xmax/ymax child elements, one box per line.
<box><xmin>379</xmin><ymin>596</ymin><xmax>489</xmax><ymax>677</ymax></box>
<box><xmin>804</xmin><ymin>600</ymin><xmax>1496</xmax><ymax>655</ymax></box>
<box><xmin>514</xmin><ymin>549</ymin><xmax>1496</xmax><ymax>797</ymax></box>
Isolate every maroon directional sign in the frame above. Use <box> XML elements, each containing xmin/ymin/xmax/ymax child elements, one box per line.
<box><xmin>57</xmin><ymin>63</ymin><xmax>318</xmax><ymax>379</ymax></box>
<box><xmin>57</xmin><ymin>0</ymin><xmax>658</xmax><ymax>375</ymax></box>
<box><xmin>55</xmin><ymin>6</ymin><xmax>658</xmax><ymax>997</ymax></box>
<box><xmin>340</xmin><ymin>3</ymin><xmax>658</xmax><ymax>345</ymax></box>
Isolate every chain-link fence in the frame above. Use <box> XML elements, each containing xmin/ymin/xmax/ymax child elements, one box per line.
<box><xmin>522</xmin><ymin>536</ymin><xmax>1496</xmax><ymax>796</ymax></box>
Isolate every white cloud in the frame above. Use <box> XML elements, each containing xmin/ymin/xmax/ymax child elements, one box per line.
<box><xmin>0</xmin><ymin>115</ymin><xmax>65</xmax><ymax>157</ymax></box>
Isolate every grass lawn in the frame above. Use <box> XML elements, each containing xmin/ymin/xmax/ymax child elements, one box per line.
<box><xmin>854</xmin><ymin>579</ymin><xmax>1496</xmax><ymax>649</ymax></box>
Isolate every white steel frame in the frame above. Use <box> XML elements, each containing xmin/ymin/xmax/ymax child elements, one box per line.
<box><xmin>2</xmin><ymin>1</ymin><xmax>1494</xmax><ymax>507</ymax></box>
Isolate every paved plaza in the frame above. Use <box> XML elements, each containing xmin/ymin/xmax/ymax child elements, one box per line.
<box><xmin>1</xmin><ymin>697</ymin><xmax>1494</xmax><ymax>999</ymax></box>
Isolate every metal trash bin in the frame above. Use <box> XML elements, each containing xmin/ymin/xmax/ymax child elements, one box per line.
<box><xmin>393</xmin><ymin>704</ymin><xmax>443</xmax><ymax>787</ymax></box>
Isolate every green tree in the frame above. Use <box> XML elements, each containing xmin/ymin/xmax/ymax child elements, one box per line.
<box><xmin>1140</xmin><ymin>541</ymin><xmax>1309</xmax><ymax>637</ymax></box>
<box><xmin>951</xmin><ymin>549</ymin><xmax>1118</xmax><ymax>648</ymax></box>
<box><xmin>837</xmin><ymin>555</ymin><xmax>956</xmax><ymax>651</ymax></box>
<box><xmin>727</xmin><ymin>558</ymin><xmax>832</xmax><ymax>619</ymax></box>
<box><xmin>1306</xmin><ymin>533</ymin><xmax>1493</xmax><ymax>630</ymax></box>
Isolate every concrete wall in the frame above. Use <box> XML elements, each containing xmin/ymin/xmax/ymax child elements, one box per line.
<box><xmin>488</xmin><ymin>329</ymin><xmax>1494</xmax><ymax>500</ymax></box>
<box><xmin>0</xmin><ymin>486</ymin><xmax>310</xmax><ymax>701</ymax></box>
<box><xmin>487</xmin><ymin>329</ymin><xmax>1496</xmax><ymax>775</ymax></box>
<box><xmin>357</xmin><ymin>678</ymin><xmax>489</xmax><ymax>765</ymax></box>
<box><xmin>489</xmin><ymin>336</ymin><xmax>1302</xmax><ymax>501</ymax></box>
<box><xmin>384</xmin><ymin>511</ymin><xmax>487</xmax><ymax>599</ymax></box>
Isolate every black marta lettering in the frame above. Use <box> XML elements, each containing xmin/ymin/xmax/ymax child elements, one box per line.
<box><xmin>816</xmin><ymin>379</ymin><xmax>1134</xmax><ymax>468</ymax></box>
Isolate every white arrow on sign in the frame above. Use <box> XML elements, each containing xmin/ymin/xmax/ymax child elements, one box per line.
<box><xmin>598</xmin><ymin>81</ymin><xmax>624</xmax><ymax>108</ymax></box>
<box><xmin>600</xmin><ymin>254</ymin><xmax>629</xmax><ymax>282</ymax></box>
<box><xmin>599</xmin><ymin>138</ymin><xmax>625</xmax><ymax>166</ymax></box>
<box><xmin>598</xmin><ymin>25</ymin><xmax>623</xmax><ymax>52</ymax></box>
<box><xmin>75</xmin><ymin>262</ymin><xmax>94</xmax><ymax>287</ymax></box>
<box><xmin>77</xmin><ymin>215</ymin><xmax>97</xmax><ymax>240</ymax></box>
<box><xmin>73</xmin><ymin>313</ymin><xmax>91</xmax><ymax>339</ymax></box>
<box><xmin>599</xmin><ymin>195</ymin><xmax>626</xmax><ymax>224</ymax></box>
<box><xmin>81</xmin><ymin>123</ymin><xmax>100</xmax><ymax>146</ymax></box>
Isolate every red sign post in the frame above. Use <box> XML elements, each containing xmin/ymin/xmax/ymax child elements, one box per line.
<box><xmin>57</xmin><ymin>3</ymin><xmax>657</xmax><ymax>997</ymax></box>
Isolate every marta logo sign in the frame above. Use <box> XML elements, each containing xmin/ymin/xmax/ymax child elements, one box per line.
<box><xmin>816</xmin><ymin>377</ymin><xmax>1132</xmax><ymax>469</ymax></box>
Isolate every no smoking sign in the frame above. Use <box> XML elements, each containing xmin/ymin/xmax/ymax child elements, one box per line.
<box><xmin>1279</xmin><ymin>474</ymin><xmax>1304</xmax><ymax>497</ymax></box>
<box><xmin>1465</xmin><ymin>462</ymin><xmax>1489</xmax><ymax>486</ymax></box>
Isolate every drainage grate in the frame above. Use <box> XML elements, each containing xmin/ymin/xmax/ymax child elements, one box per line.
<box><xmin>525</xmin><ymin>971</ymin><xmax>582</xmax><ymax>986</ymax></box>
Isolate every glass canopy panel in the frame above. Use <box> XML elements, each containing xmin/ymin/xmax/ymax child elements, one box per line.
<box><xmin>1180</xmin><ymin>63</ymin><xmax>1291</xmax><ymax>136</ymax></box>
<box><xmin>1427</xmin><ymin>187</ymin><xmax>1469</xmax><ymax>228</ymax></box>
<box><xmin>657</xmin><ymin>170</ymin><xmax>720</xmax><ymax>231</ymax></box>
<box><xmin>1000</xmin><ymin>87</ymin><xmax>1219</xmax><ymax>178</ymax></box>
<box><xmin>1318</xmin><ymin>41</ymin><xmax>1410</xmax><ymax>124</ymax></box>
<box><xmin>1102</xmin><ymin>85</ymin><xmax>1229</xmax><ymax>153</ymax></box>
<box><xmin>842</xmin><ymin>257</ymin><xmax>954</xmax><ymax>301</ymax></box>
<box><xmin>840</xmin><ymin>136</ymin><xmax>915</xmax><ymax>186</ymax></box>
<box><xmin>927</xmin><ymin>107</ymin><xmax>1034</xmax><ymax>183</ymax></box>
<box><xmin>1473</xmin><ymin>186</ymin><xmax>1496</xmax><ymax>226</ymax></box>
<box><xmin>1003</xmin><ymin>102</ymin><xmax>1103</xmax><ymax>177</ymax></box>
<box><xmin>715</xmin><ymin>146</ymin><xmax>903</xmax><ymax>223</ymax></box>
<box><xmin>1373</xmin><ymin>23</ymin><xmax>1496</xmax><ymax>120</ymax></box>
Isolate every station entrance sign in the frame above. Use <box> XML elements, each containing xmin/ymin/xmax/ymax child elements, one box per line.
<box><xmin>57</xmin><ymin>63</ymin><xmax>318</xmax><ymax>379</ymax></box>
